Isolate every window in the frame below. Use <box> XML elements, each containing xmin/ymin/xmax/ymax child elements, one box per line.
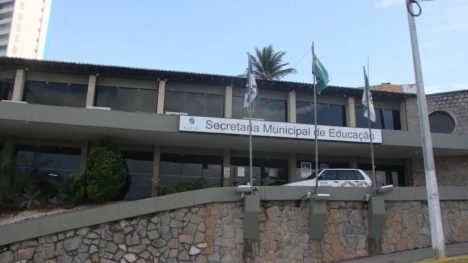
<box><xmin>231</xmin><ymin>157</ymin><xmax>288</xmax><ymax>186</ymax></box>
<box><xmin>429</xmin><ymin>111</ymin><xmax>455</xmax><ymax>133</ymax></box>
<box><xmin>164</xmin><ymin>91</ymin><xmax>224</xmax><ymax>117</ymax></box>
<box><xmin>95</xmin><ymin>86</ymin><xmax>158</xmax><ymax>113</ymax></box>
<box><xmin>296</xmin><ymin>101</ymin><xmax>346</xmax><ymax>126</ymax></box>
<box><xmin>15</xmin><ymin>145</ymin><xmax>81</xmax><ymax>197</ymax></box>
<box><xmin>232</xmin><ymin>96</ymin><xmax>287</xmax><ymax>122</ymax></box>
<box><xmin>319</xmin><ymin>170</ymin><xmax>337</xmax><ymax>180</ymax></box>
<box><xmin>355</xmin><ymin>106</ymin><xmax>401</xmax><ymax>130</ymax></box>
<box><xmin>123</xmin><ymin>151</ymin><xmax>153</xmax><ymax>201</ymax></box>
<box><xmin>0</xmin><ymin>79</ymin><xmax>13</xmax><ymax>100</ymax></box>
<box><xmin>24</xmin><ymin>81</ymin><xmax>87</xmax><ymax>107</ymax></box>
<box><xmin>159</xmin><ymin>154</ymin><xmax>222</xmax><ymax>190</ymax></box>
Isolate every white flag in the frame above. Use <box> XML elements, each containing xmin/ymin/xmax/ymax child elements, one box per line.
<box><xmin>362</xmin><ymin>67</ymin><xmax>376</xmax><ymax>122</ymax></box>
<box><xmin>244</xmin><ymin>55</ymin><xmax>258</xmax><ymax>109</ymax></box>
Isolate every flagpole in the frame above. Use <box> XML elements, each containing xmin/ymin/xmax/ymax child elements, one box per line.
<box><xmin>247</xmin><ymin>54</ymin><xmax>254</xmax><ymax>187</ymax></box>
<box><xmin>364</xmin><ymin>66</ymin><xmax>377</xmax><ymax>196</ymax></box>
<box><xmin>312</xmin><ymin>42</ymin><xmax>319</xmax><ymax>195</ymax></box>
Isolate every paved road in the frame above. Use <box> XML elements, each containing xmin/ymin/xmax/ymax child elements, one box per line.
<box><xmin>340</xmin><ymin>242</ymin><xmax>468</xmax><ymax>263</ymax></box>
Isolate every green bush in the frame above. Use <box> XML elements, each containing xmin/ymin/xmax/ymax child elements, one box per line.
<box><xmin>59</xmin><ymin>173</ymin><xmax>86</xmax><ymax>208</ymax></box>
<box><xmin>158</xmin><ymin>178</ymin><xmax>207</xmax><ymax>196</ymax></box>
<box><xmin>85</xmin><ymin>139</ymin><xmax>128</xmax><ymax>203</ymax></box>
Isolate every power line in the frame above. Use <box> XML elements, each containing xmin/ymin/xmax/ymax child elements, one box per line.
<box><xmin>293</xmin><ymin>46</ymin><xmax>311</xmax><ymax>69</ymax></box>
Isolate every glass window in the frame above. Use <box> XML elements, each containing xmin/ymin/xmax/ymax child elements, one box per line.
<box><xmin>335</xmin><ymin>170</ymin><xmax>364</xmax><ymax>180</ymax></box>
<box><xmin>15</xmin><ymin>145</ymin><xmax>81</xmax><ymax>197</ymax></box>
<box><xmin>159</xmin><ymin>154</ymin><xmax>222</xmax><ymax>192</ymax></box>
<box><xmin>429</xmin><ymin>111</ymin><xmax>455</xmax><ymax>133</ymax></box>
<box><xmin>24</xmin><ymin>81</ymin><xmax>87</xmax><ymax>107</ymax></box>
<box><xmin>230</xmin><ymin>157</ymin><xmax>288</xmax><ymax>186</ymax></box>
<box><xmin>296</xmin><ymin>101</ymin><xmax>346</xmax><ymax>126</ymax></box>
<box><xmin>0</xmin><ymin>79</ymin><xmax>14</xmax><ymax>100</ymax></box>
<box><xmin>319</xmin><ymin>170</ymin><xmax>337</xmax><ymax>180</ymax></box>
<box><xmin>123</xmin><ymin>151</ymin><xmax>153</xmax><ymax>201</ymax></box>
<box><xmin>95</xmin><ymin>86</ymin><xmax>158</xmax><ymax>113</ymax></box>
<box><xmin>232</xmin><ymin>96</ymin><xmax>287</xmax><ymax>122</ymax></box>
<box><xmin>355</xmin><ymin>106</ymin><xmax>401</xmax><ymax>130</ymax></box>
<box><xmin>164</xmin><ymin>91</ymin><xmax>224</xmax><ymax>117</ymax></box>
<box><xmin>358</xmin><ymin>164</ymin><xmax>405</xmax><ymax>186</ymax></box>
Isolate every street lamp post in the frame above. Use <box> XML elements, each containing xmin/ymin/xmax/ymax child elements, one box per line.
<box><xmin>406</xmin><ymin>0</ymin><xmax>446</xmax><ymax>257</ymax></box>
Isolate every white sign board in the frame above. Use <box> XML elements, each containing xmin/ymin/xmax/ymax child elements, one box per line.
<box><xmin>301</xmin><ymin>162</ymin><xmax>312</xmax><ymax>178</ymax></box>
<box><xmin>179</xmin><ymin>116</ymin><xmax>382</xmax><ymax>144</ymax></box>
<box><xmin>223</xmin><ymin>167</ymin><xmax>230</xmax><ymax>178</ymax></box>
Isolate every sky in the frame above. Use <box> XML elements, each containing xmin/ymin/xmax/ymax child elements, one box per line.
<box><xmin>45</xmin><ymin>0</ymin><xmax>468</xmax><ymax>94</ymax></box>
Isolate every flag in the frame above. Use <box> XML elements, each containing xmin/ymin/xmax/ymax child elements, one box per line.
<box><xmin>244</xmin><ymin>55</ymin><xmax>258</xmax><ymax>109</ymax></box>
<box><xmin>312</xmin><ymin>49</ymin><xmax>329</xmax><ymax>94</ymax></box>
<box><xmin>362</xmin><ymin>67</ymin><xmax>376</xmax><ymax>122</ymax></box>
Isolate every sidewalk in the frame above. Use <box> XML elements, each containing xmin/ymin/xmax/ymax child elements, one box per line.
<box><xmin>340</xmin><ymin>242</ymin><xmax>468</xmax><ymax>263</ymax></box>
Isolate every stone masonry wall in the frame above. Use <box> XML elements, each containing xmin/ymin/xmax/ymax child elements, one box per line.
<box><xmin>412</xmin><ymin>155</ymin><xmax>468</xmax><ymax>186</ymax></box>
<box><xmin>427</xmin><ymin>91</ymin><xmax>468</xmax><ymax>135</ymax></box>
<box><xmin>1</xmin><ymin>201</ymin><xmax>468</xmax><ymax>263</ymax></box>
<box><xmin>406</xmin><ymin>90</ymin><xmax>468</xmax><ymax>134</ymax></box>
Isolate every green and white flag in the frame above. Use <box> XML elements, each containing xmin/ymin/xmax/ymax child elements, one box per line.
<box><xmin>312</xmin><ymin>50</ymin><xmax>329</xmax><ymax>94</ymax></box>
<box><xmin>244</xmin><ymin>54</ymin><xmax>258</xmax><ymax>109</ymax></box>
<box><xmin>362</xmin><ymin>67</ymin><xmax>376</xmax><ymax>122</ymax></box>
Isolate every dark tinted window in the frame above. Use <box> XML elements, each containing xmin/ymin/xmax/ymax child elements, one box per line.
<box><xmin>232</xmin><ymin>96</ymin><xmax>286</xmax><ymax>122</ymax></box>
<box><xmin>319</xmin><ymin>170</ymin><xmax>337</xmax><ymax>180</ymax></box>
<box><xmin>356</xmin><ymin>106</ymin><xmax>401</xmax><ymax>130</ymax></box>
<box><xmin>123</xmin><ymin>151</ymin><xmax>153</xmax><ymax>201</ymax></box>
<box><xmin>15</xmin><ymin>145</ymin><xmax>81</xmax><ymax>197</ymax></box>
<box><xmin>95</xmin><ymin>86</ymin><xmax>158</xmax><ymax>113</ymax></box>
<box><xmin>0</xmin><ymin>79</ymin><xmax>14</xmax><ymax>100</ymax></box>
<box><xmin>335</xmin><ymin>170</ymin><xmax>365</xmax><ymax>180</ymax></box>
<box><xmin>429</xmin><ymin>111</ymin><xmax>455</xmax><ymax>133</ymax></box>
<box><xmin>297</xmin><ymin>101</ymin><xmax>346</xmax><ymax>126</ymax></box>
<box><xmin>164</xmin><ymin>91</ymin><xmax>224</xmax><ymax>117</ymax></box>
<box><xmin>159</xmin><ymin>154</ymin><xmax>222</xmax><ymax>191</ymax></box>
<box><xmin>24</xmin><ymin>81</ymin><xmax>87</xmax><ymax>107</ymax></box>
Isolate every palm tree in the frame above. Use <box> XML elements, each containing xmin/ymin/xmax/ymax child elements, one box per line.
<box><xmin>250</xmin><ymin>45</ymin><xmax>297</xmax><ymax>80</ymax></box>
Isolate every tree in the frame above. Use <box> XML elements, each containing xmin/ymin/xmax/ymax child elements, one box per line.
<box><xmin>250</xmin><ymin>45</ymin><xmax>296</xmax><ymax>80</ymax></box>
<box><xmin>85</xmin><ymin>139</ymin><xmax>128</xmax><ymax>203</ymax></box>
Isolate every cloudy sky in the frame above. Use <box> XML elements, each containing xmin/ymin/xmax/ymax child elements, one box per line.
<box><xmin>45</xmin><ymin>0</ymin><xmax>468</xmax><ymax>94</ymax></box>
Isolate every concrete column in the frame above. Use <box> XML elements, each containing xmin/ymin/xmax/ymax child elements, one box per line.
<box><xmin>287</xmin><ymin>90</ymin><xmax>296</xmax><ymax>123</ymax></box>
<box><xmin>224</xmin><ymin>85</ymin><xmax>233</xmax><ymax>118</ymax></box>
<box><xmin>243</xmin><ymin>193</ymin><xmax>260</xmax><ymax>240</ymax></box>
<box><xmin>309</xmin><ymin>199</ymin><xmax>327</xmax><ymax>240</ymax></box>
<box><xmin>85</xmin><ymin>75</ymin><xmax>97</xmax><ymax>107</ymax></box>
<box><xmin>288</xmin><ymin>153</ymin><xmax>297</xmax><ymax>182</ymax></box>
<box><xmin>223</xmin><ymin>149</ymin><xmax>231</xmax><ymax>186</ymax></box>
<box><xmin>348</xmin><ymin>157</ymin><xmax>358</xmax><ymax>169</ymax></box>
<box><xmin>346</xmin><ymin>96</ymin><xmax>356</xmax><ymax>127</ymax></box>
<box><xmin>152</xmin><ymin>145</ymin><xmax>161</xmax><ymax>196</ymax></box>
<box><xmin>79</xmin><ymin>141</ymin><xmax>88</xmax><ymax>175</ymax></box>
<box><xmin>11</xmin><ymin>69</ymin><xmax>26</xmax><ymax>101</ymax></box>
<box><xmin>156</xmin><ymin>80</ymin><xmax>166</xmax><ymax>114</ymax></box>
<box><xmin>399</xmin><ymin>100</ymin><xmax>408</xmax><ymax>131</ymax></box>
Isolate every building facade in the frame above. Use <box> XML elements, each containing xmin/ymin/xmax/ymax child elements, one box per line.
<box><xmin>0</xmin><ymin>57</ymin><xmax>467</xmax><ymax>200</ymax></box>
<box><xmin>0</xmin><ymin>0</ymin><xmax>52</xmax><ymax>58</ymax></box>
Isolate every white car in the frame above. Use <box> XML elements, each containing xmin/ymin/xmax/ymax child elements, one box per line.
<box><xmin>283</xmin><ymin>169</ymin><xmax>372</xmax><ymax>187</ymax></box>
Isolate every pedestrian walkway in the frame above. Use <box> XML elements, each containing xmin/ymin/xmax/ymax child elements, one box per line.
<box><xmin>340</xmin><ymin>242</ymin><xmax>468</xmax><ymax>263</ymax></box>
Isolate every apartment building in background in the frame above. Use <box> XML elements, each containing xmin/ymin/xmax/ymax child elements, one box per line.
<box><xmin>0</xmin><ymin>0</ymin><xmax>52</xmax><ymax>59</ymax></box>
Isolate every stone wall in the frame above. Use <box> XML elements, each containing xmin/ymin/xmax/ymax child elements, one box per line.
<box><xmin>412</xmin><ymin>155</ymin><xmax>468</xmax><ymax>186</ymax></box>
<box><xmin>406</xmin><ymin>90</ymin><xmax>468</xmax><ymax>134</ymax></box>
<box><xmin>427</xmin><ymin>90</ymin><xmax>468</xmax><ymax>135</ymax></box>
<box><xmin>1</xmin><ymin>200</ymin><xmax>468</xmax><ymax>263</ymax></box>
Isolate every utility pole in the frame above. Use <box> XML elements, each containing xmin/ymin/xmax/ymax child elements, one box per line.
<box><xmin>406</xmin><ymin>0</ymin><xmax>446</xmax><ymax>257</ymax></box>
